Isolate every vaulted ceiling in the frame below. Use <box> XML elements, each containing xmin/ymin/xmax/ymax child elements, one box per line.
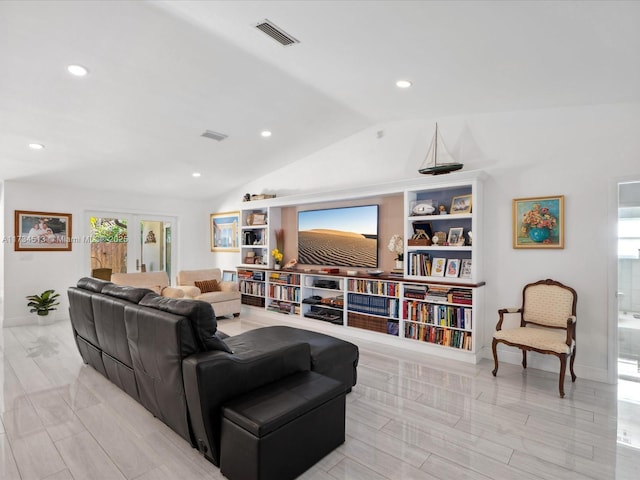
<box><xmin>2</xmin><ymin>1</ymin><xmax>639</xmax><ymax>199</ymax></box>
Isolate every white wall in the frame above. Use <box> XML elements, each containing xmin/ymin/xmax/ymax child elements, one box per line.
<box><xmin>2</xmin><ymin>181</ymin><xmax>206</xmax><ymax>327</ymax></box>
<box><xmin>210</xmin><ymin>102</ymin><xmax>640</xmax><ymax>383</ymax></box>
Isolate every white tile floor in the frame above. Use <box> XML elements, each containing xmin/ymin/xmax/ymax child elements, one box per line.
<box><xmin>2</xmin><ymin>307</ymin><xmax>640</xmax><ymax>479</ymax></box>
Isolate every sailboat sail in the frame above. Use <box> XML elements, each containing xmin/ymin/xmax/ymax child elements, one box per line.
<box><xmin>418</xmin><ymin>123</ymin><xmax>463</xmax><ymax>175</ymax></box>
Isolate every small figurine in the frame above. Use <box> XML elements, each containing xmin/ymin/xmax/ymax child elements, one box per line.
<box><xmin>439</xmin><ymin>205</ymin><xmax>447</xmax><ymax>215</ymax></box>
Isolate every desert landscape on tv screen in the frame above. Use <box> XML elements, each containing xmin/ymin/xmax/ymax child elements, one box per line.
<box><xmin>297</xmin><ymin>205</ymin><xmax>378</xmax><ymax>268</ymax></box>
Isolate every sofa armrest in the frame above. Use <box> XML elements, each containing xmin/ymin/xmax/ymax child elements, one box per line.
<box><xmin>219</xmin><ymin>281</ymin><xmax>239</xmax><ymax>293</ymax></box>
<box><xmin>161</xmin><ymin>287</ymin><xmax>185</xmax><ymax>299</ymax></box>
<box><xmin>182</xmin><ymin>341</ymin><xmax>311</xmax><ymax>466</ymax></box>
<box><xmin>175</xmin><ymin>285</ymin><xmax>201</xmax><ymax>298</ymax></box>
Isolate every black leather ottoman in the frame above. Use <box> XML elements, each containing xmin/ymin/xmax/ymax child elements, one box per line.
<box><xmin>220</xmin><ymin>371</ymin><xmax>346</xmax><ymax>480</ymax></box>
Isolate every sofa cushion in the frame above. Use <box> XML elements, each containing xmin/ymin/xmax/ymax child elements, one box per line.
<box><xmin>102</xmin><ymin>284</ymin><xmax>155</xmax><ymax>303</ymax></box>
<box><xmin>195</xmin><ymin>279</ymin><xmax>221</xmax><ymax>293</ymax></box>
<box><xmin>77</xmin><ymin>276</ymin><xmax>112</xmax><ymax>293</ymax></box>
<box><xmin>138</xmin><ymin>293</ymin><xmax>231</xmax><ymax>353</ymax></box>
<box><xmin>197</xmin><ymin>290</ymin><xmax>241</xmax><ymax>304</ymax></box>
<box><xmin>177</xmin><ymin>268</ymin><xmax>222</xmax><ymax>287</ymax></box>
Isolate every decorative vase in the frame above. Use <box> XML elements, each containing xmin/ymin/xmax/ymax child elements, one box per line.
<box><xmin>274</xmin><ymin>264</ymin><xmax>281</xmax><ymax>270</ymax></box>
<box><xmin>528</xmin><ymin>227</ymin><xmax>550</xmax><ymax>243</ymax></box>
<box><xmin>395</xmin><ymin>260</ymin><xmax>404</xmax><ymax>270</ymax></box>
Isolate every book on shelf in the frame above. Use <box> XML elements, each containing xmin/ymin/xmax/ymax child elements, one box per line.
<box><xmin>448</xmin><ymin>288</ymin><xmax>473</xmax><ymax>305</ymax></box>
<box><xmin>347</xmin><ymin>293</ymin><xmax>399</xmax><ymax>318</ymax></box>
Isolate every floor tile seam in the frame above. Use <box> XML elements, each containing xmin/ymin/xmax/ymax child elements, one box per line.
<box><xmin>345</xmin><ymin>420</ymin><xmax>430</xmax><ymax>468</ymax></box>
<box><xmin>353</xmin><ymin>391</ymin><xmax>460</xmax><ymax>428</ymax></box>
<box><xmin>524</xmin><ymin>414</ymin><xmax>618</xmax><ymax>442</ymax></box>
<box><xmin>472</xmin><ymin>425</ymin><xmax>596</xmax><ymax>462</ymax></box>
<box><xmin>54</xmin><ymin>428</ymin><xmax>129</xmax><ymax>480</ymax></box>
<box><xmin>0</xmin><ymin>431</ymin><xmax>24</xmax><ymax>480</ymax></box>
<box><xmin>327</xmin><ymin>449</ymin><xmax>397</xmax><ymax>480</ymax></box>
<box><xmin>508</xmin><ymin>449</ymin><xmax>600</xmax><ymax>480</ymax></box>
<box><xmin>380</xmin><ymin>417</ymin><xmax>513</xmax><ymax>465</ymax></box>
<box><xmin>327</xmin><ymin>456</ymin><xmax>397</xmax><ymax>480</ymax></box>
<box><xmin>509</xmin><ymin>442</ymin><xmax>616</xmax><ymax>480</ymax></box>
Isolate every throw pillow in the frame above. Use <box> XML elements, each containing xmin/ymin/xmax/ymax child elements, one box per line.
<box><xmin>194</xmin><ymin>279</ymin><xmax>221</xmax><ymax>293</ymax></box>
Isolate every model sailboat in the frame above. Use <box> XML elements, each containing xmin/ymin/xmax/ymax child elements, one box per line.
<box><xmin>418</xmin><ymin>123</ymin><xmax>463</xmax><ymax>175</ymax></box>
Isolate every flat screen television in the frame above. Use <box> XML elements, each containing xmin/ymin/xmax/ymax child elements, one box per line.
<box><xmin>297</xmin><ymin>204</ymin><xmax>378</xmax><ymax>268</ymax></box>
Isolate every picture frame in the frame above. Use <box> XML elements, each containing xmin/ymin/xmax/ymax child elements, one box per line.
<box><xmin>460</xmin><ymin>259</ymin><xmax>472</xmax><ymax>278</ymax></box>
<box><xmin>211</xmin><ymin>211</ymin><xmax>240</xmax><ymax>251</ymax></box>
<box><xmin>513</xmin><ymin>195</ymin><xmax>564</xmax><ymax>249</ymax></box>
<box><xmin>447</xmin><ymin>227</ymin><xmax>464</xmax><ymax>246</ymax></box>
<box><xmin>432</xmin><ymin>257</ymin><xmax>447</xmax><ymax>277</ymax></box>
<box><xmin>445</xmin><ymin>258</ymin><xmax>460</xmax><ymax>278</ymax></box>
<box><xmin>247</xmin><ymin>212</ymin><xmax>267</xmax><ymax>226</ymax></box>
<box><xmin>14</xmin><ymin>210</ymin><xmax>72</xmax><ymax>251</ymax></box>
<box><xmin>450</xmin><ymin>194</ymin><xmax>472</xmax><ymax>214</ymax></box>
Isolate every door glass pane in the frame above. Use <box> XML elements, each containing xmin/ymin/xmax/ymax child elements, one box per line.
<box><xmin>140</xmin><ymin>220</ymin><xmax>171</xmax><ymax>275</ymax></box>
<box><xmin>90</xmin><ymin>217</ymin><xmax>128</xmax><ymax>278</ymax></box>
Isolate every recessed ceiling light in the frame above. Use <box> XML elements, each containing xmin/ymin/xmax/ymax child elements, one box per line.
<box><xmin>67</xmin><ymin>64</ymin><xmax>89</xmax><ymax>77</ymax></box>
<box><xmin>28</xmin><ymin>143</ymin><xmax>44</xmax><ymax>150</ymax></box>
<box><xmin>261</xmin><ymin>130</ymin><xmax>272</xmax><ymax>138</ymax></box>
<box><xmin>192</xmin><ymin>172</ymin><xmax>201</xmax><ymax>178</ymax></box>
<box><xmin>396</xmin><ymin>80</ymin><xmax>412</xmax><ymax>88</ymax></box>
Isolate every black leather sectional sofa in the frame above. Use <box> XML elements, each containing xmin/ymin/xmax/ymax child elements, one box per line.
<box><xmin>68</xmin><ymin>277</ymin><xmax>359</xmax><ymax>467</ymax></box>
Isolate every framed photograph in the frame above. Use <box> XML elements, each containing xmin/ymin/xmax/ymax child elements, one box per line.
<box><xmin>450</xmin><ymin>194</ymin><xmax>472</xmax><ymax>214</ymax></box>
<box><xmin>412</xmin><ymin>221</ymin><xmax>433</xmax><ymax>237</ymax></box>
<box><xmin>211</xmin><ymin>211</ymin><xmax>240</xmax><ymax>251</ymax></box>
<box><xmin>447</xmin><ymin>227</ymin><xmax>464</xmax><ymax>246</ymax></box>
<box><xmin>247</xmin><ymin>212</ymin><xmax>267</xmax><ymax>225</ymax></box>
<box><xmin>513</xmin><ymin>195</ymin><xmax>564</xmax><ymax>249</ymax></box>
<box><xmin>445</xmin><ymin>258</ymin><xmax>460</xmax><ymax>278</ymax></box>
<box><xmin>14</xmin><ymin>210</ymin><xmax>72</xmax><ymax>251</ymax></box>
<box><xmin>432</xmin><ymin>257</ymin><xmax>447</xmax><ymax>277</ymax></box>
<box><xmin>460</xmin><ymin>259</ymin><xmax>472</xmax><ymax>278</ymax></box>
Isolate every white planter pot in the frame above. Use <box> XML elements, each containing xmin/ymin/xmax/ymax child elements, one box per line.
<box><xmin>395</xmin><ymin>260</ymin><xmax>404</xmax><ymax>270</ymax></box>
<box><xmin>36</xmin><ymin>310</ymin><xmax>57</xmax><ymax>326</ymax></box>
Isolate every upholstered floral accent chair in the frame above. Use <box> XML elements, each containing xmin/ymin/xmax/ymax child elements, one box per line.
<box><xmin>492</xmin><ymin>279</ymin><xmax>578</xmax><ymax>397</ymax></box>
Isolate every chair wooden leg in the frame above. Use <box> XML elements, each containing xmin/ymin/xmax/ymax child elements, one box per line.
<box><xmin>570</xmin><ymin>347</ymin><xmax>577</xmax><ymax>382</ymax></box>
<box><xmin>491</xmin><ymin>338</ymin><xmax>499</xmax><ymax>376</ymax></box>
<box><xmin>522</xmin><ymin>349</ymin><xmax>527</xmax><ymax>369</ymax></box>
<box><xmin>558</xmin><ymin>354</ymin><xmax>567</xmax><ymax>398</ymax></box>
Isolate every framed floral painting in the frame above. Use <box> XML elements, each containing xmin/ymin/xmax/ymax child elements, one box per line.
<box><xmin>210</xmin><ymin>211</ymin><xmax>240</xmax><ymax>251</ymax></box>
<box><xmin>513</xmin><ymin>195</ymin><xmax>564</xmax><ymax>249</ymax></box>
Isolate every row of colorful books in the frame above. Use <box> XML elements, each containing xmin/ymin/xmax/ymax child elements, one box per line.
<box><xmin>268</xmin><ymin>285</ymin><xmax>300</xmax><ymax>302</ymax></box>
<box><xmin>404</xmin><ymin>324</ymin><xmax>472</xmax><ymax>350</ymax></box>
<box><xmin>403</xmin><ymin>301</ymin><xmax>472</xmax><ymax>329</ymax></box>
<box><xmin>268</xmin><ymin>272</ymin><xmax>300</xmax><ymax>285</ymax></box>
<box><xmin>239</xmin><ymin>281</ymin><xmax>265</xmax><ymax>296</ymax></box>
<box><xmin>347</xmin><ymin>278</ymin><xmax>400</xmax><ymax>297</ymax></box>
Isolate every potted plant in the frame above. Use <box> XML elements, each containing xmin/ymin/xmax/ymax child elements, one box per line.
<box><xmin>26</xmin><ymin>289</ymin><xmax>60</xmax><ymax>325</ymax></box>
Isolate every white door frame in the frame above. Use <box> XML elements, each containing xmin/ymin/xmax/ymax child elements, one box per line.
<box><xmin>608</xmin><ymin>175</ymin><xmax>640</xmax><ymax>385</ymax></box>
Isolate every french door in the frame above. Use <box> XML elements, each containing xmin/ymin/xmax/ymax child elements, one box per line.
<box><xmin>87</xmin><ymin>212</ymin><xmax>176</xmax><ymax>283</ymax></box>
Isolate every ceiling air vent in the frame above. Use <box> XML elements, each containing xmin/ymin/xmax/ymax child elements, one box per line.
<box><xmin>201</xmin><ymin>130</ymin><xmax>228</xmax><ymax>142</ymax></box>
<box><xmin>255</xmin><ymin>19</ymin><xmax>299</xmax><ymax>46</ymax></box>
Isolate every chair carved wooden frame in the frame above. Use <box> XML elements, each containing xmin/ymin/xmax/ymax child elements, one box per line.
<box><xmin>491</xmin><ymin>278</ymin><xmax>577</xmax><ymax>397</ymax></box>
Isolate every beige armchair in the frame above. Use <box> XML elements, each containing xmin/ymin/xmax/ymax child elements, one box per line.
<box><xmin>176</xmin><ymin>268</ymin><xmax>241</xmax><ymax>318</ymax></box>
<box><xmin>110</xmin><ymin>272</ymin><xmax>184</xmax><ymax>299</ymax></box>
<box><xmin>492</xmin><ymin>278</ymin><xmax>577</xmax><ymax>397</ymax></box>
